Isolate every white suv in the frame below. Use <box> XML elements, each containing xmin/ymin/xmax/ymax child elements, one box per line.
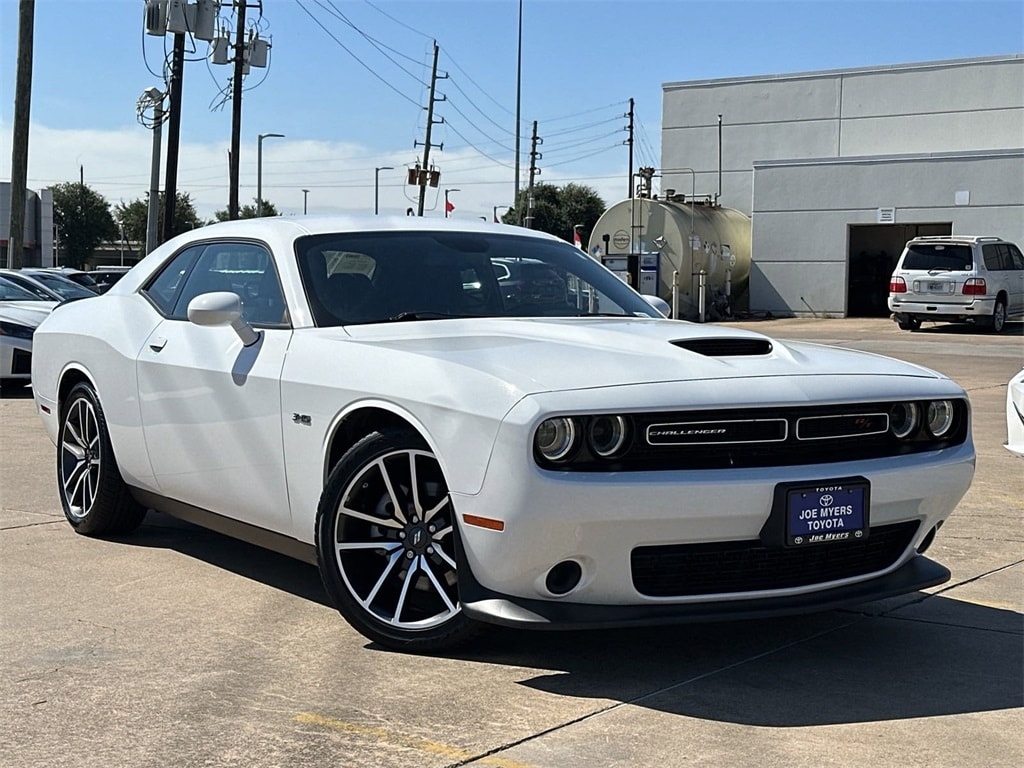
<box><xmin>888</xmin><ymin>235</ymin><xmax>1024</xmax><ymax>332</ymax></box>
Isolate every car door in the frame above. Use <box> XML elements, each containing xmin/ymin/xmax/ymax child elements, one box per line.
<box><xmin>135</xmin><ymin>239</ymin><xmax>294</xmax><ymax>535</ymax></box>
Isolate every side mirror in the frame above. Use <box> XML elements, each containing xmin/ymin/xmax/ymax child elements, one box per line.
<box><xmin>644</xmin><ymin>295</ymin><xmax>671</xmax><ymax>318</ymax></box>
<box><xmin>187</xmin><ymin>291</ymin><xmax>260</xmax><ymax>346</ymax></box>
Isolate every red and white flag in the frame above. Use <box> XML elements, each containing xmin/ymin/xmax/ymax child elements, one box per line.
<box><xmin>445</xmin><ymin>199</ymin><xmax>455</xmax><ymax>215</ymax></box>
<box><xmin>573</xmin><ymin>229</ymin><xmax>583</xmax><ymax>249</ymax></box>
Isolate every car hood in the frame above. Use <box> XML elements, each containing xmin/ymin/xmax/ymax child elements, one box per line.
<box><xmin>339</xmin><ymin>317</ymin><xmax>945</xmax><ymax>393</ymax></box>
<box><xmin>0</xmin><ymin>301</ymin><xmax>55</xmax><ymax>327</ymax></box>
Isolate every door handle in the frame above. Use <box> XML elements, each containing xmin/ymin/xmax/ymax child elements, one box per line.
<box><xmin>149</xmin><ymin>337</ymin><xmax>168</xmax><ymax>352</ymax></box>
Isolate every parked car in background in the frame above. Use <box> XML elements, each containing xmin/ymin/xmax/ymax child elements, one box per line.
<box><xmin>43</xmin><ymin>268</ymin><xmax>101</xmax><ymax>293</ymax></box>
<box><xmin>0</xmin><ymin>276</ymin><xmax>57</xmax><ymax>386</ymax></box>
<box><xmin>0</xmin><ymin>269</ymin><xmax>64</xmax><ymax>302</ymax></box>
<box><xmin>18</xmin><ymin>270</ymin><xmax>98</xmax><ymax>302</ymax></box>
<box><xmin>87</xmin><ymin>266</ymin><xmax>133</xmax><ymax>294</ymax></box>
<box><xmin>32</xmin><ymin>216</ymin><xmax>975</xmax><ymax>652</ymax></box>
<box><xmin>888</xmin><ymin>235</ymin><xmax>1024</xmax><ymax>332</ymax></box>
<box><xmin>1006</xmin><ymin>368</ymin><xmax>1024</xmax><ymax>458</ymax></box>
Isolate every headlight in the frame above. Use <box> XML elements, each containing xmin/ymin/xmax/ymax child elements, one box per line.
<box><xmin>926</xmin><ymin>400</ymin><xmax>955</xmax><ymax>438</ymax></box>
<box><xmin>535</xmin><ymin>417</ymin><xmax>578</xmax><ymax>462</ymax></box>
<box><xmin>0</xmin><ymin>321</ymin><xmax>35</xmax><ymax>339</ymax></box>
<box><xmin>588</xmin><ymin>415</ymin><xmax>628</xmax><ymax>457</ymax></box>
<box><xmin>889</xmin><ymin>402</ymin><xmax>920</xmax><ymax>439</ymax></box>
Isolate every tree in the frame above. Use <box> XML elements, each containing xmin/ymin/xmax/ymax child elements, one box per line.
<box><xmin>51</xmin><ymin>182</ymin><xmax>118</xmax><ymax>269</ymax></box>
<box><xmin>115</xmin><ymin>191</ymin><xmax>203</xmax><ymax>256</ymax></box>
<box><xmin>213</xmin><ymin>197</ymin><xmax>280</xmax><ymax>221</ymax></box>
<box><xmin>501</xmin><ymin>182</ymin><xmax>606</xmax><ymax>247</ymax></box>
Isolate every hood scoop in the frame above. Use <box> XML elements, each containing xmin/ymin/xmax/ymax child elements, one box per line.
<box><xmin>672</xmin><ymin>337</ymin><xmax>773</xmax><ymax>357</ymax></box>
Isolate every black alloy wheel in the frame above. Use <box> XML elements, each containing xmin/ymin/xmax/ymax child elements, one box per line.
<box><xmin>58</xmin><ymin>382</ymin><xmax>146</xmax><ymax>535</ymax></box>
<box><xmin>316</xmin><ymin>428</ymin><xmax>484</xmax><ymax>653</ymax></box>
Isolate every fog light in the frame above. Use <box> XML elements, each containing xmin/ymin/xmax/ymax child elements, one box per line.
<box><xmin>889</xmin><ymin>402</ymin><xmax>920</xmax><ymax>439</ymax></box>
<box><xmin>536</xmin><ymin>417</ymin><xmax>578</xmax><ymax>462</ymax></box>
<box><xmin>926</xmin><ymin>400</ymin><xmax>955</xmax><ymax>438</ymax></box>
<box><xmin>545</xmin><ymin>560</ymin><xmax>582</xmax><ymax>595</ymax></box>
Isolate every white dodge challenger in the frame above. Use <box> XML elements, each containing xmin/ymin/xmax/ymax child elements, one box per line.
<box><xmin>32</xmin><ymin>217</ymin><xmax>975</xmax><ymax>652</ymax></box>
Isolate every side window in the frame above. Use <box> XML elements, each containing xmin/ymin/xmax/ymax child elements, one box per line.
<box><xmin>982</xmin><ymin>244</ymin><xmax>1002</xmax><ymax>271</ymax></box>
<box><xmin>142</xmin><ymin>245</ymin><xmax>203</xmax><ymax>315</ymax></box>
<box><xmin>142</xmin><ymin>241</ymin><xmax>287</xmax><ymax>325</ymax></box>
<box><xmin>1008</xmin><ymin>244</ymin><xmax>1024</xmax><ymax>270</ymax></box>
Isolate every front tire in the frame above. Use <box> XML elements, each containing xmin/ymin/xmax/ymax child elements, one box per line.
<box><xmin>58</xmin><ymin>382</ymin><xmax>146</xmax><ymax>536</ymax></box>
<box><xmin>316</xmin><ymin>428</ymin><xmax>484</xmax><ymax>653</ymax></box>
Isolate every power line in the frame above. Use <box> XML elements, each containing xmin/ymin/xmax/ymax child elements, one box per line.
<box><xmin>295</xmin><ymin>0</ymin><xmax>421</xmax><ymax>108</ymax></box>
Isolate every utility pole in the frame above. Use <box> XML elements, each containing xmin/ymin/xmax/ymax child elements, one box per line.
<box><xmin>228</xmin><ymin>1</ymin><xmax>247</xmax><ymax>220</ymax></box>
<box><xmin>7</xmin><ymin>0</ymin><xmax>34</xmax><ymax>269</ymax></box>
<box><xmin>525</xmin><ymin>120</ymin><xmax>542</xmax><ymax>229</ymax></box>
<box><xmin>625</xmin><ymin>97</ymin><xmax>635</xmax><ymax>199</ymax></box>
<box><xmin>415</xmin><ymin>41</ymin><xmax>446</xmax><ymax>216</ymax></box>
<box><xmin>513</xmin><ymin>0</ymin><xmax>523</xmax><ymax>204</ymax></box>
<box><xmin>145</xmin><ymin>92</ymin><xmax>164</xmax><ymax>255</ymax></box>
<box><xmin>161</xmin><ymin>30</ymin><xmax>185</xmax><ymax>242</ymax></box>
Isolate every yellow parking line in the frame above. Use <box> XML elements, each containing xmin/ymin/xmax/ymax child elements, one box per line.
<box><xmin>294</xmin><ymin>712</ymin><xmax>534</xmax><ymax>768</ymax></box>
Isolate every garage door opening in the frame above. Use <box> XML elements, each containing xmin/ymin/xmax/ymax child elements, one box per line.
<box><xmin>847</xmin><ymin>222</ymin><xmax>951</xmax><ymax>316</ymax></box>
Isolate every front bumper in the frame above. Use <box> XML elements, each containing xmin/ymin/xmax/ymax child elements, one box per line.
<box><xmin>459</xmin><ymin>553</ymin><xmax>950</xmax><ymax>628</ymax></box>
<box><xmin>452</xmin><ymin>421</ymin><xmax>974</xmax><ymax>623</ymax></box>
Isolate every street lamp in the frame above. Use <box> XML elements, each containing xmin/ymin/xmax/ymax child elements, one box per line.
<box><xmin>257</xmin><ymin>133</ymin><xmax>285</xmax><ymax>217</ymax></box>
<box><xmin>374</xmin><ymin>166</ymin><xmax>393</xmax><ymax>215</ymax></box>
<box><xmin>492</xmin><ymin>204</ymin><xmax>510</xmax><ymax>223</ymax></box>
<box><xmin>302</xmin><ymin>188</ymin><xmax>309</xmax><ymax>215</ymax></box>
<box><xmin>444</xmin><ymin>188</ymin><xmax>461</xmax><ymax>218</ymax></box>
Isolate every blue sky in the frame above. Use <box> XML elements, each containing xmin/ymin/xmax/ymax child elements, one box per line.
<box><xmin>1</xmin><ymin>0</ymin><xmax>1022</xmax><ymax>220</ymax></box>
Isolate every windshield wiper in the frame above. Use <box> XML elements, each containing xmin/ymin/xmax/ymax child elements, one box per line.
<box><xmin>387</xmin><ymin>311</ymin><xmax>479</xmax><ymax>322</ymax></box>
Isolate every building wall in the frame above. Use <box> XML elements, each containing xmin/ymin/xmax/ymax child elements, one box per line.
<box><xmin>661</xmin><ymin>55</ymin><xmax>1024</xmax><ymax>316</ymax></box>
<box><xmin>750</xmin><ymin>150</ymin><xmax>1024</xmax><ymax>316</ymax></box>
<box><xmin>0</xmin><ymin>181</ymin><xmax>54</xmax><ymax>266</ymax></box>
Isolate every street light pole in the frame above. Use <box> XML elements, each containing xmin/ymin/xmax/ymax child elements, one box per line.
<box><xmin>302</xmin><ymin>188</ymin><xmax>309</xmax><ymax>215</ymax></box>
<box><xmin>444</xmin><ymin>188</ymin><xmax>461</xmax><ymax>218</ymax></box>
<box><xmin>374</xmin><ymin>166</ymin><xmax>393</xmax><ymax>215</ymax></box>
<box><xmin>257</xmin><ymin>132</ymin><xmax>284</xmax><ymax>217</ymax></box>
<box><xmin>492</xmin><ymin>204</ymin><xmax>510</xmax><ymax>223</ymax></box>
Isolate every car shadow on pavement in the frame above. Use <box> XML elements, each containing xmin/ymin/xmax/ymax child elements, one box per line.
<box><xmin>453</xmin><ymin>598</ymin><xmax>1023</xmax><ymax>727</ymax></box>
<box><xmin>910</xmin><ymin>320</ymin><xmax>1024</xmax><ymax>336</ymax></box>
<box><xmin>127</xmin><ymin>511</ymin><xmax>331</xmax><ymax>607</ymax></box>
<box><xmin>121</xmin><ymin>510</ymin><xmax>1021</xmax><ymax>728</ymax></box>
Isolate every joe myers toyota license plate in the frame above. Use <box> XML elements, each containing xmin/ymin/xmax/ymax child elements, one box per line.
<box><xmin>786</xmin><ymin>480</ymin><xmax>869</xmax><ymax>546</ymax></box>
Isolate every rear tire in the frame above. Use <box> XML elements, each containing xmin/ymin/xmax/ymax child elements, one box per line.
<box><xmin>58</xmin><ymin>382</ymin><xmax>146</xmax><ymax>536</ymax></box>
<box><xmin>896</xmin><ymin>315</ymin><xmax>921</xmax><ymax>331</ymax></box>
<box><xmin>987</xmin><ymin>298</ymin><xmax>1007</xmax><ymax>333</ymax></box>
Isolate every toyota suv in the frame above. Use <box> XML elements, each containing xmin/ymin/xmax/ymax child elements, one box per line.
<box><xmin>888</xmin><ymin>235</ymin><xmax>1024</xmax><ymax>332</ymax></box>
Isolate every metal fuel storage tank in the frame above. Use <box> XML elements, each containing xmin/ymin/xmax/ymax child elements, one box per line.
<box><xmin>588</xmin><ymin>195</ymin><xmax>751</xmax><ymax>320</ymax></box>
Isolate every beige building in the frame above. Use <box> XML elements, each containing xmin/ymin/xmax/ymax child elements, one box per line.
<box><xmin>661</xmin><ymin>54</ymin><xmax>1024</xmax><ymax>316</ymax></box>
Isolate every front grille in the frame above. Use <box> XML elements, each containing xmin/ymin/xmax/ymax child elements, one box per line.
<box><xmin>544</xmin><ymin>401</ymin><xmax>969</xmax><ymax>471</ymax></box>
<box><xmin>631</xmin><ymin>521</ymin><xmax>919</xmax><ymax>597</ymax></box>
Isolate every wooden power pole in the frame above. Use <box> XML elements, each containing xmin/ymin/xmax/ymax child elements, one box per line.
<box><xmin>7</xmin><ymin>0</ymin><xmax>35</xmax><ymax>269</ymax></box>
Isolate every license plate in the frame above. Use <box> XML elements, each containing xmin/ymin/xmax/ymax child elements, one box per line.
<box><xmin>926</xmin><ymin>281</ymin><xmax>949</xmax><ymax>293</ymax></box>
<box><xmin>786</xmin><ymin>480</ymin><xmax>869</xmax><ymax>546</ymax></box>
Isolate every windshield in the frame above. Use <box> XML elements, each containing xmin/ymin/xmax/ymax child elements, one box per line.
<box><xmin>902</xmin><ymin>244</ymin><xmax>973</xmax><ymax>271</ymax></box>
<box><xmin>0</xmin><ymin>276</ymin><xmax>50</xmax><ymax>302</ymax></box>
<box><xmin>295</xmin><ymin>231</ymin><xmax>659</xmax><ymax>326</ymax></box>
<box><xmin>29</xmin><ymin>273</ymin><xmax>98</xmax><ymax>300</ymax></box>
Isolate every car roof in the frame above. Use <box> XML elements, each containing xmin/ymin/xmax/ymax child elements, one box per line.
<box><xmin>907</xmin><ymin>236</ymin><xmax>1006</xmax><ymax>245</ymax></box>
<box><xmin>160</xmin><ymin>215</ymin><xmax>564</xmax><ymax>244</ymax></box>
